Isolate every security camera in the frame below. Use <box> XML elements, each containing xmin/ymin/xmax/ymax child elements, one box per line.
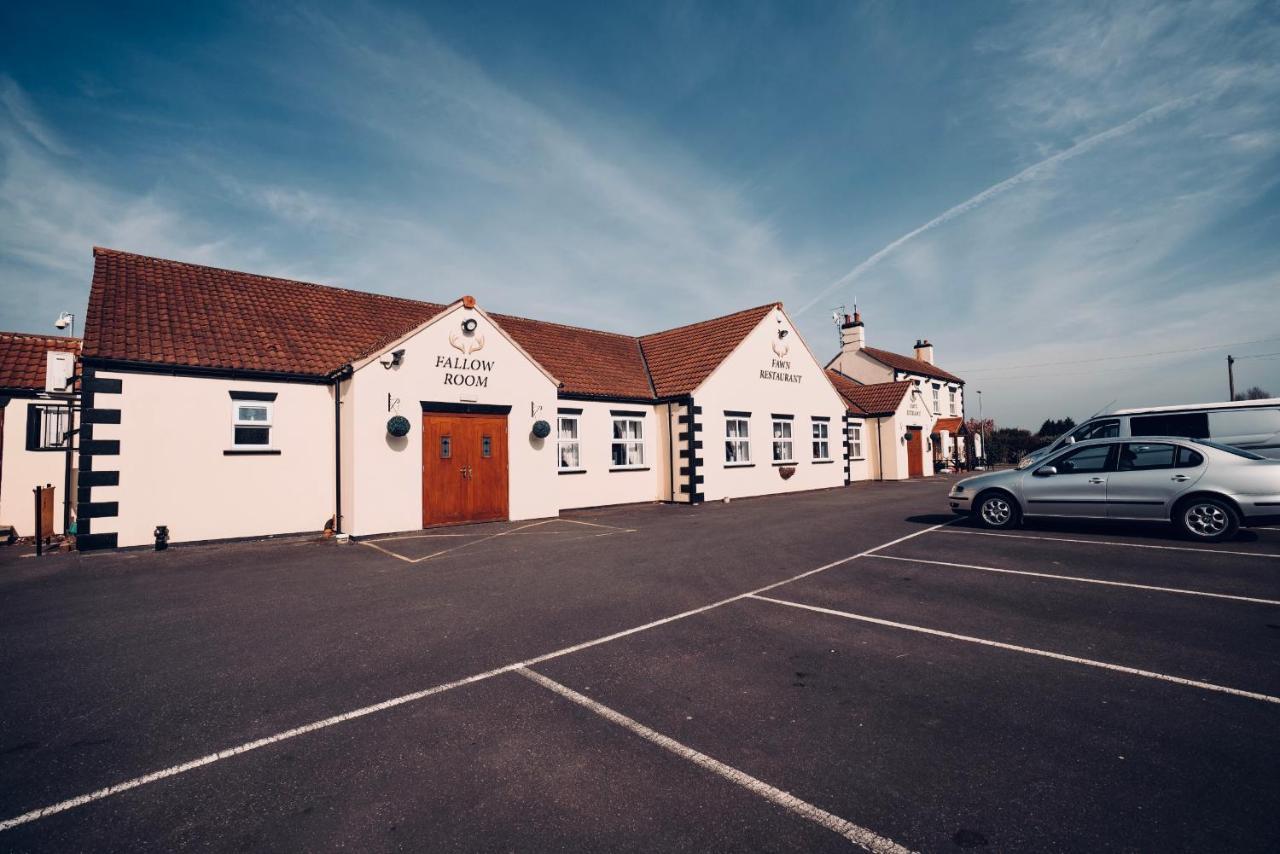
<box><xmin>461</xmin><ymin>318</ymin><xmax>478</xmax><ymax>334</ymax></box>
<box><xmin>54</xmin><ymin>312</ymin><xmax>73</xmax><ymax>329</ymax></box>
<box><xmin>379</xmin><ymin>349</ymin><xmax>406</xmax><ymax>370</ymax></box>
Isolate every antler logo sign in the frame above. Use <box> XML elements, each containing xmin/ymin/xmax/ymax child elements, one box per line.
<box><xmin>771</xmin><ymin>337</ymin><xmax>790</xmax><ymax>358</ymax></box>
<box><xmin>449</xmin><ymin>328</ymin><xmax>486</xmax><ymax>354</ymax></box>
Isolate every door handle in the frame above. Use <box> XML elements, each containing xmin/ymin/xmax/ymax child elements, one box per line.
<box><xmin>1171</xmin><ymin>474</ymin><xmax>1190</xmax><ymax>482</ymax></box>
<box><xmin>1088</xmin><ymin>477</ymin><xmax>1105</xmax><ymax>484</ymax></box>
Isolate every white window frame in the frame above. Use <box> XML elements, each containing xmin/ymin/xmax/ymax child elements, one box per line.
<box><xmin>932</xmin><ymin>383</ymin><xmax>941</xmax><ymax>415</ymax></box>
<box><xmin>557</xmin><ymin>414</ymin><xmax>583</xmax><ymax>471</ymax></box>
<box><xmin>610</xmin><ymin>416</ymin><xmax>645</xmax><ymax>469</ymax></box>
<box><xmin>949</xmin><ymin>387</ymin><xmax>957</xmax><ymax>416</ymax></box>
<box><xmin>850</xmin><ymin>422</ymin><xmax>864</xmax><ymax>459</ymax></box>
<box><xmin>230</xmin><ymin>400</ymin><xmax>273</xmax><ymax>449</ymax></box>
<box><xmin>725</xmin><ymin>415</ymin><xmax>751</xmax><ymax>466</ymax></box>
<box><xmin>811</xmin><ymin>420</ymin><xmax>830</xmax><ymax>461</ymax></box>
<box><xmin>771</xmin><ymin>417</ymin><xmax>795</xmax><ymax>464</ymax></box>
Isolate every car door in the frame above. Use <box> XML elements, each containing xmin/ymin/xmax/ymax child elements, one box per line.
<box><xmin>1105</xmin><ymin>442</ymin><xmax>1202</xmax><ymax>519</ymax></box>
<box><xmin>1022</xmin><ymin>442</ymin><xmax>1116</xmax><ymax>518</ymax></box>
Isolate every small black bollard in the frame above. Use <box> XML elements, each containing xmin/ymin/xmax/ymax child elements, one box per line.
<box><xmin>154</xmin><ymin>525</ymin><xmax>169</xmax><ymax>551</ymax></box>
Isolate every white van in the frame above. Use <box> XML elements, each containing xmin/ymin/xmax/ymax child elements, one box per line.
<box><xmin>1020</xmin><ymin>398</ymin><xmax>1280</xmax><ymax>467</ymax></box>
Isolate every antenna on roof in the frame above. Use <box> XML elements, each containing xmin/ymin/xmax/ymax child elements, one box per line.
<box><xmin>831</xmin><ymin>305</ymin><xmax>846</xmax><ymax>348</ymax></box>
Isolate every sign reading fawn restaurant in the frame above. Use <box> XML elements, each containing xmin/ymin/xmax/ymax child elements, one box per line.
<box><xmin>759</xmin><ymin>335</ymin><xmax>802</xmax><ymax>383</ymax></box>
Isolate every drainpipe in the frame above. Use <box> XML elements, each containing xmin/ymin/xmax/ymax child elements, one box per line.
<box><xmin>876</xmin><ymin>416</ymin><xmax>885</xmax><ymax>481</ymax></box>
<box><xmin>332</xmin><ymin>364</ymin><xmax>353</xmax><ymax>534</ymax></box>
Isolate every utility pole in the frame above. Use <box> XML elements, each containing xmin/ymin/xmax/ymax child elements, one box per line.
<box><xmin>1227</xmin><ymin>354</ymin><xmax>1235</xmax><ymax>401</ymax></box>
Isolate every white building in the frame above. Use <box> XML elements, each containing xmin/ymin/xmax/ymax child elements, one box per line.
<box><xmin>825</xmin><ymin>312</ymin><xmax>974</xmax><ymax>477</ymax></box>
<box><xmin>74</xmin><ymin>248</ymin><xmax>857</xmax><ymax>549</ymax></box>
<box><xmin>0</xmin><ymin>332</ymin><xmax>80</xmax><ymax>537</ymax></box>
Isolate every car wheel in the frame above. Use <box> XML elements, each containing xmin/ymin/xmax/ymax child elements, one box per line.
<box><xmin>975</xmin><ymin>491</ymin><xmax>1020</xmax><ymax>530</ymax></box>
<box><xmin>1176</xmin><ymin>497</ymin><xmax>1239</xmax><ymax>542</ymax></box>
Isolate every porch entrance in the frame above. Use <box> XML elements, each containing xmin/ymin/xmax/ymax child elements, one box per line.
<box><xmin>421</xmin><ymin>411</ymin><xmax>509</xmax><ymax>527</ymax></box>
<box><xmin>906</xmin><ymin>426</ymin><xmax>925</xmax><ymax>478</ymax></box>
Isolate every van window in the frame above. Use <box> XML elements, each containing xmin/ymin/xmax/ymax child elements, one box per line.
<box><xmin>1207</xmin><ymin>408</ymin><xmax>1280</xmax><ymax>441</ymax></box>
<box><xmin>1130</xmin><ymin>412</ymin><xmax>1209</xmax><ymax>439</ymax></box>
<box><xmin>1071</xmin><ymin>420</ymin><xmax>1119</xmax><ymax>441</ymax></box>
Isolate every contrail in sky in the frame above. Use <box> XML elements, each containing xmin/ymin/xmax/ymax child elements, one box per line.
<box><xmin>794</xmin><ymin>96</ymin><xmax>1194</xmax><ymax>317</ymax></box>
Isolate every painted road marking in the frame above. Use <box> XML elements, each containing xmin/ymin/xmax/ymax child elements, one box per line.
<box><xmin>361</xmin><ymin>519</ymin><xmax>555</xmax><ymax>563</ymax></box>
<box><xmin>518</xmin><ymin>667</ymin><xmax>912</xmax><ymax>853</ymax></box>
<box><xmin>937</xmin><ymin>527</ymin><xmax>1280</xmax><ymax>559</ymax></box>
<box><xmin>867</xmin><ymin>554</ymin><xmax>1280</xmax><ymax>606</ymax></box>
<box><xmin>0</xmin><ymin>523</ymin><xmax>950</xmax><ymax>833</ymax></box>
<box><xmin>748</xmin><ymin>594</ymin><xmax>1280</xmax><ymax>706</ymax></box>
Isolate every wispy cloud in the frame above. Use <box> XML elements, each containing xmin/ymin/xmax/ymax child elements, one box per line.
<box><xmin>793</xmin><ymin>94</ymin><xmax>1198</xmax><ymax>317</ymax></box>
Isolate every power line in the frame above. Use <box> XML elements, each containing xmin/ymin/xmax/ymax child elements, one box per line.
<box><xmin>955</xmin><ymin>336</ymin><xmax>1280</xmax><ymax>374</ymax></box>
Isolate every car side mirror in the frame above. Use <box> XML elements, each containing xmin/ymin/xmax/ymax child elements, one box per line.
<box><xmin>1034</xmin><ymin>466</ymin><xmax>1057</xmax><ymax>477</ymax></box>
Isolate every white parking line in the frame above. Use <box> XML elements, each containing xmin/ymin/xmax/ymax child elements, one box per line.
<box><xmin>866</xmin><ymin>554</ymin><xmax>1280</xmax><ymax>606</ymax></box>
<box><xmin>361</xmin><ymin>519</ymin><xmax>554</xmax><ymax>563</ymax></box>
<box><xmin>747</xmin><ymin>594</ymin><xmax>1280</xmax><ymax>706</ymax></box>
<box><xmin>0</xmin><ymin>522</ymin><xmax>949</xmax><ymax>833</ymax></box>
<box><xmin>518</xmin><ymin>667</ymin><xmax>912</xmax><ymax>854</ymax></box>
<box><xmin>937</xmin><ymin>527</ymin><xmax>1280</xmax><ymax>559</ymax></box>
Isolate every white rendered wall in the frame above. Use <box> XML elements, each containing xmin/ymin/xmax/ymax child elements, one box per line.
<box><xmin>0</xmin><ymin>398</ymin><xmax>73</xmax><ymax>536</ymax></box>
<box><xmin>555</xmin><ymin>399</ymin><xmax>666</xmax><ymax>510</ymax></box>
<box><xmin>846</xmin><ymin>418</ymin><xmax>871</xmax><ymax>482</ymax></box>
<box><xmin>346</xmin><ymin>303</ymin><xmax>560</xmax><ymax>536</ymax></box>
<box><xmin>94</xmin><ymin>371</ymin><xmax>334</xmax><ymax>548</ymax></box>
<box><xmin>695</xmin><ymin>307</ymin><xmax>847</xmax><ymax>502</ymax></box>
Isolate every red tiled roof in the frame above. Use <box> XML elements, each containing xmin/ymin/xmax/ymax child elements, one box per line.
<box><xmin>0</xmin><ymin>332</ymin><xmax>80</xmax><ymax>391</ymax></box>
<box><xmin>860</xmin><ymin>346</ymin><xmax>964</xmax><ymax>384</ymax></box>
<box><xmin>824</xmin><ymin>369</ymin><xmax>869</xmax><ymax>416</ymax></box>
<box><xmin>82</xmin><ymin>248</ymin><xmax>779</xmax><ymax>400</ymax></box>
<box><xmin>933</xmin><ymin>417</ymin><xmax>965</xmax><ymax>434</ymax></box>
<box><xmin>85</xmin><ymin>248</ymin><xmax>445</xmax><ymax>378</ymax></box>
<box><xmin>490</xmin><ymin>313</ymin><xmax>653</xmax><ymax>400</ymax></box>
<box><xmin>640</xmin><ymin>304</ymin><xmax>777</xmax><ymax>398</ymax></box>
<box><xmin>826</xmin><ymin>371</ymin><xmax>911</xmax><ymax>415</ymax></box>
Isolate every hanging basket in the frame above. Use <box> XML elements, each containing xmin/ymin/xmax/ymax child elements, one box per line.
<box><xmin>387</xmin><ymin>415</ymin><xmax>411</xmax><ymax>437</ymax></box>
<box><xmin>778</xmin><ymin>465</ymin><xmax>796</xmax><ymax>480</ymax></box>
<box><xmin>531</xmin><ymin>419</ymin><xmax>552</xmax><ymax>439</ymax></box>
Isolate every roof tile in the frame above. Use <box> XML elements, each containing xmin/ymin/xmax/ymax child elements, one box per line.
<box><xmin>0</xmin><ymin>332</ymin><xmax>80</xmax><ymax>391</ymax></box>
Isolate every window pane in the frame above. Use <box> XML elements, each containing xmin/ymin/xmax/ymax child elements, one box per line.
<box><xmin>1131</xmin><ymin>412</ymin><xmax>1209</xmax><ymax>439</ymax></box>
<box><xmin>1176</xmin><ymin>447</ymin><xmax>1204</xmax><ymax>468</ymax></box>
<box><xmin>560</xmin><ymin>444</ymin><xmax>580</xmax><ymax>468</ymax></box>
<box><xmin>1073</xmin><ymin>420</ymin><xmax>1120</xmax><ymax>441</ymax></box>
<box><xmin>1119</xmin><ymin>443</ymin><xmax>1175</xmax><ymax>471</ymax></box>
<box><xmin>1056</xmin><ymin>444</ymin><xmax>1111</xmax><ymax>473</ymax></box>
<box><xmin>482</xmin><ymin>436</ymin><xmax>492</xmax><ymax>458</ymax></box>
<box><xmin>613</xmin><ymin>420</ymin><xmax>624</xmax><ymax>440</ymax></box>
<box><xmin>612</xmin><ymin>443</ymin><xmax>626</xmax><ymax>466</ymax></box>
<box><xmin>234</xmin><ymin>426</ymin><xmax>270</xmax><ymax>446</ymax></box>
<box><xmin>237</xmin><ymin>405</ymin><xmax>268</xmax><ymax>422</ymax></box>
<box><xmin>440</xmin><ymin>436</ymin><xmax>451</xmax><ymax>459</ymax></box>
<box><xmin>558</xmin><ymin>417</ymin><xmax>577</xmax><ymax>440</ymax></box>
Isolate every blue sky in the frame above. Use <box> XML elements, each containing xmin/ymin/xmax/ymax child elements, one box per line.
<box><xmin>2</xmin><ymin>0</ymin><xmax>1277</xmax><ymax>426</ymax></box>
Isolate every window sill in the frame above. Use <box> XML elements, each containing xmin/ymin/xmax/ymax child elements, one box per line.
<box><xmin>609</xmin><ymin>466</ymin><xmax>650</xmax><ymax>472</ymax></box>
<box><xmin>771</xmin><ymin>460</ymin><xmax>797</xmax><ymax>466</ymax></box>
<box><xmin>850</xmin><ymin>457</ymin><xmax>866</xmax><ymax>461</ymax></box>
<box><xmin>558</xmin><ymin>468</ymin><xmax>588</xmax><ymax>475</ymax></box>
<box><xmin>812</xmin><ymin>459</ymin><xmax>835</xmax><ymax>464</ymax></box>
<box><xmin>224</xmin><ymin>449</ymin><xmax>281</xmax><ymax>456</ymax></box>
<box><xmin>724</xmin><ymin>462</ymin><xmax>755</xmax><ymax>468</ymax></box>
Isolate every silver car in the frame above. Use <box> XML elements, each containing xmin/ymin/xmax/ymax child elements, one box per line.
<box><xmin>949</xmin><ymin>437</ymin><xmax>1280</xmax><ymax>542</ymax></box>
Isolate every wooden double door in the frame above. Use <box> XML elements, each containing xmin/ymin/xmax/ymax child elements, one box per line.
<box><xmin>422</xmin><ymin>413</ymin><xmax>509</xmax><ymax>527</ymax></box>
<box><xmin>906</xmin><ymin>427</ymin><xmax>925</xmax><ymax>477</ymax></box>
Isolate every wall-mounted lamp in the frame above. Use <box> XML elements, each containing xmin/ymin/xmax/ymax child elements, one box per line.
<box><xmin>461</xmin><ymin>318</ymin><xmax>478</xmax><ymax>334</ymax></box>
<box><xmin>54</xmin><ymin>311</ymin><xmax>75</xmax><ymax>337</ymax></box>
<box><xmin>777</xmin><ymin>329</ymin><xmax>789</xmax><ymax>339</ymax></box>
<box><xmin>379</xmin><ymin>349</ymin><xmax>406</xmax><ymax>369</ymax></box>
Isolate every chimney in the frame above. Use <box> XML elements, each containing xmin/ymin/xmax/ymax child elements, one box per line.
<box><xmin>840</xmin><ymin>311</ymin><xmax>865</xmax><ymax>354</ymax></box>
<box><xmin>914</xmin><ymin>339</ymin><xmax>934</xmax><ymax>365</ymax></box>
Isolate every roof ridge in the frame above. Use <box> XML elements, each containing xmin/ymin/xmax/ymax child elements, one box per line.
<box><xmin>92</xmin><ymin>246</ymin><xmax>440</xmax><ymax>308</ymax></box>
<box><xmin>639</xmin><ymin>301</ymin><xmax>779</xmax><ymax>341</ymax></box>
<box><xmin>0</xmin><ymin>331</ymin><xmax>81</xmax><ymax>343</ymax></box>
<box><xmin>488</xmin><ymin>310</ymin><xmax>638</xmax><ymax>340</ymax></box>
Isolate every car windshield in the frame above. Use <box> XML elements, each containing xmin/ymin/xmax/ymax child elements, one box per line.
<box><xmin>1192</xmin><ymin>438</ymin><xmax>1266</xmax><ymax>460</ymax></box>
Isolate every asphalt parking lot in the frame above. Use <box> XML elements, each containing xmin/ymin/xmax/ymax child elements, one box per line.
<box><xmin>2</xmin><ymin>475</ymin><xmax>1278</xmax><ymax>852</ymax></box>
